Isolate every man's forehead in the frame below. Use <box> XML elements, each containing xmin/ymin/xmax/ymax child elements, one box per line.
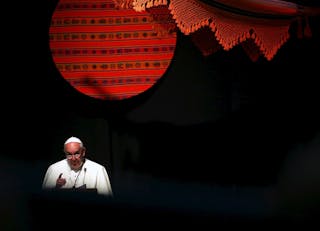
<box><xmin>65</xmin><ymin>142</ymin><xmax>82</xmax><ymax>150</ymax></box>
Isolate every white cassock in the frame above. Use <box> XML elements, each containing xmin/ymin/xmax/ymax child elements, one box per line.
<box><xmin>42</xmin><ymin>158</ymin><xmax>113</xmax><ymax>196</ymax></box>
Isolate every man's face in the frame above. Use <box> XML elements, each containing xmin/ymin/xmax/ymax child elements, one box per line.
<box><xmin>64</xmin><ymin>142</ymin><xmax>85</xmax><ymax>170</ymax></box>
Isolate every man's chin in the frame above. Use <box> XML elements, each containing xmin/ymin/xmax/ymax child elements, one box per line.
<box><xmin>70</xmin><ymin>164</ymin><xmax>80</xmax><ymax>170</ymax></box>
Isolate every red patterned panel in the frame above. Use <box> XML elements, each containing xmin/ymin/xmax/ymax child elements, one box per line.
<box><xmin>49</xmin><ymin>0</ymin><xmax>177</xmax><ymax>100</ymax></box>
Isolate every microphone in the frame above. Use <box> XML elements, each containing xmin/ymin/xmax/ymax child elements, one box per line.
<box><xmin>83</xmin><ymin>168</ymin><xmax>87</xmax><ymax>188</ymax></box>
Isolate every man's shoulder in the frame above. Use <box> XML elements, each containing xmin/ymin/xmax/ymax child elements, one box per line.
<box><xmin>84</xmin><ymin>159</ymin><xmax>104</xmax><ymax>168</ymax></box>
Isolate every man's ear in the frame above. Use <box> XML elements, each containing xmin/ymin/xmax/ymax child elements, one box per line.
<box><xmin>82</xmin><ymin>147</ymin><xmax>86</xmax><ymax>156</ymax></box>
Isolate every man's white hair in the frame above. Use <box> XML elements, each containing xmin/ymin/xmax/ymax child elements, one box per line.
<box><xmin>64</xmin><ymin>136</ymin><xmax>83</xmax><ymax>147</ymax></box>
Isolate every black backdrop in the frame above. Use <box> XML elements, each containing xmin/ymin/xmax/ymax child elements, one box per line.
<box><xmin>40</xmin><ymin>0</ymin><xmax>320</xmax><ymax>187</ymax></box>
<box><xmin>1</xmin><ymin>0</ymin><xmax>320</xmax><ymax>229</ymax></box>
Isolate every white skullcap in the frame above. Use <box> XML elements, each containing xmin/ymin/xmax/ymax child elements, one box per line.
<box><xmin>64</xmin><ymin>136</ymin><xmax>83</xmax><ymax>147</ymax></box>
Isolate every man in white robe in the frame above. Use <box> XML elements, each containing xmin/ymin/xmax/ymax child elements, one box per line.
<box><xmin>42</xmin><ymin>136</ymin><xmax>113</xmax><ymax>196</ymax></box>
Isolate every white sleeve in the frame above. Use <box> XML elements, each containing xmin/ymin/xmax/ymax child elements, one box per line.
<box><xmin>96</xmin><ymin>166</ymin><xmax>113</xmax><ymax>196</ymax></box>
<box><xmin>42</xmin><ymin>166</ymin><xmax>55</xmax><ymax>189</ymax></box>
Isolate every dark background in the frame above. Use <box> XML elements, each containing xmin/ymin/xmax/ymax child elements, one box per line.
<box><xmin>1</xmin><ymin>0</ymin><xmax>320</xmax><ymax>229</ymax></box>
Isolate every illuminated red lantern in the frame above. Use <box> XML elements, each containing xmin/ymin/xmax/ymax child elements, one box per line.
<box><xmin>49</xmin><ymin>0</ymin><xmax>177</xmax><ymax>100</ymax></box>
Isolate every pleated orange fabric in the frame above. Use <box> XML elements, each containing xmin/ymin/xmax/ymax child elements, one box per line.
<box><xmin>113</xmin><ymin>0</ymin><xmax>320</xmax><ymax>61</ymax></box>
